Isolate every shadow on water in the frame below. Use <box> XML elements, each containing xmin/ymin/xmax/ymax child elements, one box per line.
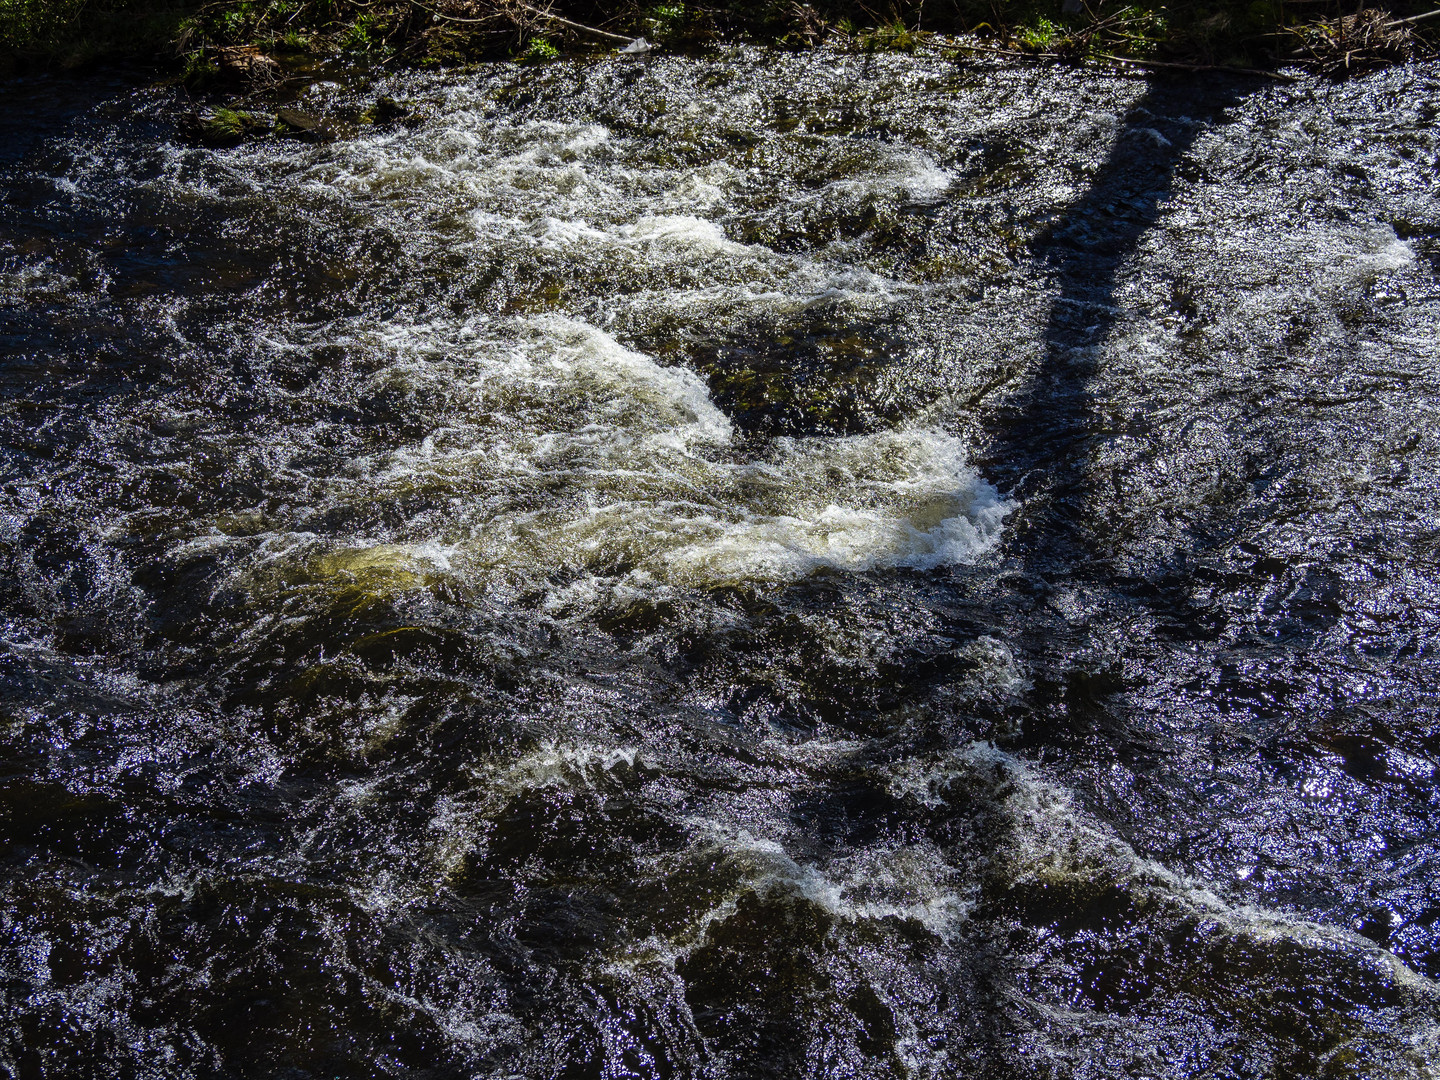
<box><xmin>926</xmin><ymin>75</ymin><xmax>1440</xmax><ymax>1075</ymax></box>
<box><xmin>964</xmin><ymin>73</ymin><xmax>1283</xmax><ymax>776</ymax></box>
<box><xmin>982</xmin><ymin>74</ymin><xmax>1253</xmax><ymax>570</ymax></box>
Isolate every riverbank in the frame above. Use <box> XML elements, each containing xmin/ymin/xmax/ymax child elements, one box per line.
<box><xmin>1</xmin><ymin>0</ymin><xmax>1435</xmax><ymax>81</ymax></box>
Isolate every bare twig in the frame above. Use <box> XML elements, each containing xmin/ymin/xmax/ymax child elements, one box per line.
<box><xmin>411</xmin><ymin>1</ymin><xmax>514</xmax><ymax>26</ymax></box>
<box><xmin>429</xmin><ymin>1</ymin><xmax>635</xmax><ymax>42</ymax></box>
<box><xmin>1384</xmin><ymin>7</ymin><xmax>1440</xmax><ymax>25</ymax></box>
<box><xmin>516</xmin><ymin>4</ymin><xmax>635</xmax><ymax>43</ymax></box>
<box><xmin>918</xmin><ymin>38</ymin><xmax>1058</xmax><ymax>58</ymax></box>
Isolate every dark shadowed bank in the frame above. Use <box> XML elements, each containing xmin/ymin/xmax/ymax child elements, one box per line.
<box><xmin>0</xmin><ymin>0</ymin><xmax>1436</xmax><ymax>80</ymax></box>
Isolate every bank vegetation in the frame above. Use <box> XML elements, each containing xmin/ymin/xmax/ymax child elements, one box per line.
<box><xmin>1</xmin><ymin>0</ymin><xmax>1435</xmax><ymax>79</ymax></box>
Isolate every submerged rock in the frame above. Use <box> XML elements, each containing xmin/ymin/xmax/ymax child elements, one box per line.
<box><xmin>190</xmin><ymin>106</ymin><xmax>274</xmax><ymax>146</ymax></box>
<box><xmin>275</xmin><ymin>107</ymin><xmax>336</xmax><ymax>142</ymax></box>
<box><xmin>184</xmin><ymin>104</ymin><xmax>341</xmax><ymax>147</ymax></box>
<box><xmin>360</xmin><ymin>95</ymin><xmax>411</xmax><ymax>127</ymax></box>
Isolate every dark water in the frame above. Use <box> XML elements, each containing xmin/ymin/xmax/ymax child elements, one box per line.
<box><xmin>1</xmin><ymin>49</ymin><xmax>1439</xmax><ymax>1078</ymax></box>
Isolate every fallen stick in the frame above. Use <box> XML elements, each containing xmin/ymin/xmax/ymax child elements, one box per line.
<box><xmin>514</xmin><ymin>2</ymin><xmax>636</xmax><ymax>43</ymax></box>
<box><xmin>1385</xmin><ymin>8</ymin><xmax>1440</xmax><ymax>26</ymax></box>
<box><xmin>422</xmin><ymin>0</ymin><xmax>636</xmax><ymax>43</ymax></box>
<box><xmin>915</xmin><ymin>38</ymin><xmax>1059</xmax><ymax>59</ymax></box>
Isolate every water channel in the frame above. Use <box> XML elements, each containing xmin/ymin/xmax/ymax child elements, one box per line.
<box><xmin>1</xmin><ymin>48</ymin><xmax>1439</xmax><ymax>1078</ymax></box>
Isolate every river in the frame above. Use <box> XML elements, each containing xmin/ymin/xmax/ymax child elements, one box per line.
<box><xmin>1</xmin><ymin>48</ymin><xmax>1439</xmax><ymax>1078</ymax></box>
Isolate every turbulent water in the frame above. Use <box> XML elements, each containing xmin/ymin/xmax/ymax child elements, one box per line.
<box><xmin>2</xmin><ymin>48</ymin><xmax>1440</xmax><ymax>1078</ymax></box>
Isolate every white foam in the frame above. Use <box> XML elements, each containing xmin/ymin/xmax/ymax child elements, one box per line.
<box><xmin>0</xmin><ymin>258</ymin><xmax>76</xmax><ymax>301</ymax></box>
<box><xmin>814</xmin><ymin>148</ymin><xmax>953</xmax><ymax>205</ymax></box>
<box><xmin>425</xmin><ymin>741</ymin><xmax>644</xmax><ymax>877</ymax></box>
<box><xmin>615</xmin><ymin>214</ymin><xmax>750</xmax><ymax>254</ymax></box>
<box><xmin>1331</xmin><ymin>222</ymin><xmax>1416</xmax><ymax>280</ymax></box>
<box><xmin>724</xmin><ymin>835</ymin><xmax>970</xmax><ymax>935</ymax></box>
<box><xmin>443</xmin><ymin>422</ymin><xmax>1006</xmax><ymax>592</ymax></box>
<box><xmin>526</xmin><ymin>213</ymin><xmax>750</xmax><ymax>260</ymax></box>
<box><xmin>231</xmin><ymin>315</ymin><xmax>1006</xmax><ymax>600</ymax></box>
<box><xmin>165</xmin><ymin>93</ymin><xmax>1007</xmax><ymax>606</ymax></box>
<box><xmin>889</xmin><ymin>742</ymin><xmax>1440</xmax><ymax>1001</ymax></box>
<box><xmin>452</xmin><ymin>741</ymin><xmax>971</xmax><ymax>940</ymax></box>
<box><xmin>528</xmin><ymin>216</ymin><xmax>611</xmax><ymax>245</ymax></box>
<box><xmin>651</xmin><ymin>430</ymin><xmax>1010</xmax><ymax>584</ymax></box>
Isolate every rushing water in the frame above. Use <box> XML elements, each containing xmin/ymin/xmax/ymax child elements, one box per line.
<box><xmin>1</xmin><ymin>48</ymin><xmax>1439</xmax><ymax>1078</ymax></box>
